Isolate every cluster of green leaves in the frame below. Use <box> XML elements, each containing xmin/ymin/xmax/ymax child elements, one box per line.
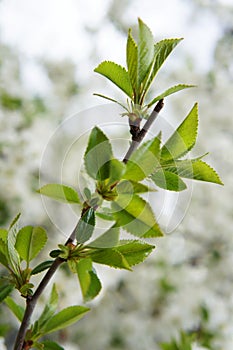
<box><xmin>0</xmin><ymin>213</ymin><xmax>47</xmax><ymax>298</ymax></box>
<box><xmin>0</xmin><ymin>215</ymin><xmax>90</xmax><ymax>348</ymax></box>
<box><xmin>94</xmin><ymin>18</ymin><xmax>194</xmax><ymax>119</ymax></box>
<box><xmin>4</xmin><ymin>285</ymin><xmax>89</xmax><ymax>350</ymax></box>
<box><xmin>39</xmin><ymin>184</ymin><xmax>156</xmax><ymax>303</ymax></box>
<box><xmin>37</xmin><ymin>113</ymin><xmax>222</xmax><ymax>304</ymax></box>
<box><xmin>36</xmin><ymin>126</ymin><xmax>162</xmax><ymax>300</ymax></box>
<box><xmin>23</xmin><ymin>285</ymin><xmax>89</xmax><ymax>350</ymax></box>
<box><xmin>151</xmin><ymin>103</ymin><xmax>222</xmax><ymax>191</ymax></box>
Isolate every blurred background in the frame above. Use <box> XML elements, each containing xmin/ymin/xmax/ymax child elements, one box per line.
<box><xmin>0</xmin><ymin>0</ymin><xmax>232</xmax><ymax>349</ymax></box>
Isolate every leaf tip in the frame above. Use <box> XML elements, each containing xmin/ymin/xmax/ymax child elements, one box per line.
<box><xmin>137</xmin><ymin>17</ymin><xmax>143</xmax><ymax>24</ymax></box>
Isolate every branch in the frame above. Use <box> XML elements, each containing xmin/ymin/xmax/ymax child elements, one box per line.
<box><xmin>14</xmin><ymin>223</ymin><xmax>86</xmax><ymax>349</ymax></box>
<box><xmin>123</xmin><ymin>99</ymin><xmax>164</xmax><ymax>163</ymax></box>
<box><xmin>14</xmin><ymin>258</ymin><xmax>65</xmax><ymax>350</ymax></box>
<box><xmin>14</xmin><ymin>100</ymin><xmax>164</xmax><ymax>349</ymax></box>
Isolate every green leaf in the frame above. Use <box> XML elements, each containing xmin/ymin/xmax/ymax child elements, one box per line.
<box><xmin>123</xmin><ymin>135</ymin><xmax>161</xmax><ymax>181</ymax></box>
<box><xmin>161</xmin><ymin>103</ymin><xmax>198</xmax><ymax>160</ymax></box>
<box><xmin>88</xmin><ymin>225</ymin><xmax>120</xmax><ymax>248</ymax></box>
<box><xmin>0</xmin><ymin>323</ymin><xmax>9</xmax><ymax>337</ymax></box>
<box><xmin>7</xmin><ymin>214</ymin><xmax>21</xmax><ymax>274</ymax></box>
<box><xmin>165</xmin><ymin>159</ymin><xmax>223</xmax><ymax>185</ymax></box>
<box><xmin>0</xmin><ymin>229</ymin><xmax>7</xmax><ymax>243</ymax></box>
<box><xmin>40</xmin><ymin>341</ymin><xmax>64</xmax><ymax>350</ymax></box>
<box><xmin>0</xmin><ymin>229</ymin><xmax>8</xmax><ymax>268</ymax></box>
<box><xmin>9</xmin><ymin>213</ymin><xmax>21</xmax><ymax>229</ymax></box>
<box><xmin>31</xmin><ymin>260</ymin><xmax>54</xmax><ymax>275</ymax></box>
<box><xmin>116</xmin><ymin>240</ymin><xmax>155</xmax><ymax>266</ymax></box>
<box><xmin>138</xmin><ymin>18</ymin><xmax>154</xmax><ymax>89</ymax></box>
<box><xmin>107</xmin><ymin>159</ymin><xmax>126</xmax><ymax>186</ymax></box>
<box><xmin>151</xmin><ymin>170</ymin><xmax>187</xmax><ymax>191</ymax></box>
<box><xmin>117</xmin><ymin>180</ymin><xmax>156</xmax><ymax>194</ymax></box>
<box><xmin>96</xmin><ymin>207</ymin><xmax>115</xmax><ymax>221</ymax></box>
<box><xmin>76</xmin><ymin>258</ymin><xmax>101</xmax><ymax>301</ymax></box>
<box><xmin>15</xmin><ymin>226</ymin><xmax>47</xmax><ymax>264</ymax></box>
<box><xmin>84</xmin><ymin>187</ymin><xmax>92</xmax><ymax>200</ymax></box>
<box><xmin>32</xmin><ymin>343</ymin><xmax>46</xmax><ymax>350</ymax></box>
<box><xmin>4</xmin><ymin>296</ymin><xmax>24</xmax><ymax>322</ymax></box>
<box><xmin>50</xmin><ymin>249</ymin><xmax>62</xmax><ymax>258</ymax></box>
<box><xmin>84</xmin><ymin>127</ymin><xmax>113</xmax><ymax>181</ymax></box>
<box><xmin>30</xmin><ymin>320</ymin><xmax>40</xmax><ymax>341</ymax></box>
<box><xmin>94</xmin><ymin>61</ymin><xmax>133</xmax><ymax>98</ymax></box>
<box><xmin>75</xmin><ymin>208</ymin><xmax>95</xmax><ymax>244</ymax></box>
<box><xmin>37</xmin><ymin>184</ymin><xmax>80</xmax><ymax>204</ymax></box>
<box><xmin>93</xmin><ymin>93</ymin><xmax>128</xmax><ymax>110</ymax></box>
<box><xmin>90</xmin><ymin>240</ymin><xmax>155</xmax><ymax>269</ymax></box>
<box><xmin>56</xmin><ymin>245</ymin><xmax>70</xmax><ymax>260</ymax></box>
<box><xmin>90</xmin><ymin>247</ymin><xmax>131</xmax><ymax>270</ymax></box>
<box><xmin>0</xmin><ymin>284</ymin><xmax>14</xmax><ymax>302</ymax></box>
<box><xmin>143</xmin><ymin>38</ymin><xmax>183</xmax><ymax>95</ymax></box>
<box><xmin>42</xmin><ymin>305</ymin><xmax>90</xmax><ymax>334</ymax></box>
<box><xmin>147</xmin><ymin>84</ymin><xmax>195</xmax><ymax>107</ymax></box>
<box><xmin>112</xmin><ymin>194</ymin><xmax>163</xmax><ymax>238</ymax></box>
<box><xmin>38</xmin><ymin>284</ymin><xmax>58</xmax><ymax>330</ymax></box>
<box><xmin>160</xmin><ymin>342</ymin><xmax>178</xmax><ymax>350</ymax></box>
<box><xmin>20</xmin><ymin>283</ymin><xmax>34</xmax><ymax>297</ymax></box>
<box><xmin>0</xmin><ymin>251</ymin><xmax>9</xmax><ymax>269</ymax></box>
<box><xmin>127</xmin><ymin>28</ymin><xmax>138</xmax><ymax>96</ymax></box>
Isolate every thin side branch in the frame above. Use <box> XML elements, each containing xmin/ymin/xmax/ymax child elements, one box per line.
<box><xmin>123</xmin><ymin>99</ymin><xmax>164</xmax><ymax>163</ymax></box>
<box><xmin>14</xmin><ymin>258</ymin><xmax>65</xmax><ymax>350</ymax></box>
<box><xmin>138</xmin><ymin>99</ymin><xmax>164</xmax><ymax>140</ymax></box>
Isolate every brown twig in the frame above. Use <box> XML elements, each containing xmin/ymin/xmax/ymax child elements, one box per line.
<box><xmin>123</xmin><ymin>99</ymin><xmax>164</xmax><ymax>163</ymax></box>
<box><xmin>13</xmin><ymin>99</ymin><xmax>164</xmax><ymax>350</ymax></box>
<box><xmin>14</xmin><ymin>258</ymin><xmax>65</xmax><ymax>350</ymax></box>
